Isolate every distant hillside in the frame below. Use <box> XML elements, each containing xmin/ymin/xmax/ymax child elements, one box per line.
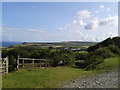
<box><xmin>9</xmin><ymin>41</ymin><xmax>97</xmax><ymax>48</ymax></box>
<box><xmin>87</xmin><ymin>37</ymin><xmax>120</xmax><ymax>52</ymax></box>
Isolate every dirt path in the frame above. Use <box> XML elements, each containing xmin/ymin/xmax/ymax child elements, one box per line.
<box><xmin>61</xmin><ymin>70</ymin><xmax>118</xmax><ymax>88</ymax></box>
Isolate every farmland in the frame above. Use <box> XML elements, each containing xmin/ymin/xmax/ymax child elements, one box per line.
<box><xmin>2</xmin><ymin>37</ymin><xmax>120</xmax><ymax>88</ymax></box>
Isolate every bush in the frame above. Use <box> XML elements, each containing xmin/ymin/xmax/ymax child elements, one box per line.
<box><xmin>75</xmin><ymin>60</ymin><xmax>86</xmax><ymax>68</ymax></box>
<box><xmin>107</xmin><ymin>45</ymin><xmax>120</xmax><ymax>55</ymax></box>
<box><xmin>85</xmin><ymin>56</ymin><xmax>104</xmax><ymax>70</ymax></box>
<box><xmin>2</xmin><ymin>50</ymin><xmax>8</xmax><ymax>58</ymax></box>
<box><xmin>49</xmin><ymin>49</ymin><xmax>75</xmax><ymax>67</ymax></box>
<box><xmin>91</xmin><ymin>47</ymin><xmax>115</xmax><ymax>59</ymax></box>
<box><xmin>76</xmin><ymin>53</ymin><xmax>89</xmax><ymax>60</ymax></box>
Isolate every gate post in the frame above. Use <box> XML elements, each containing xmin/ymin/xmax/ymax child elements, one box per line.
<box><xmin>17</xmin><ymin>55</ymin><xmax>19</xmax><ymax>69</ymax></box>
<box><xmin>32</xmin><ymin>59</ymin><xmax>34</xmax><ymax>67</ymax></box>
<box><xmin>6</xmin><ymin>56</ymin><xmax>9</xmax><ymax>73</ymax></box>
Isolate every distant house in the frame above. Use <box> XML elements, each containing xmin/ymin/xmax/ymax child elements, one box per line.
<box><xmin>71</xmin><ymin>48</ymin><xmax>81</xmax><ymax>51</ymax></box>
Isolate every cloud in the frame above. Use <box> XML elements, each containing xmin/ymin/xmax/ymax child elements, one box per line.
<box><xmin>2</xmin><ymin>26</ymin><xmax>48</xmax><ymax>41</ymax></box>
<box><xmin>27</xmin><ymin>29</ymin><xmax>46</xmax><ymax>33</ymax></box>
<box><xmin>76</xmin><ymin>10</ymin><xmax>91</xmax><ymax>19</ymax></box>
<box><xmin>85</xmin><ymin>18</ymin><xmax>99</xmax><ymax>30</ymax></box>
<box><xmin>72</xmin><ymin>20</ymin><xmax>86</xmax><ymax>26</ymax></box>
<box><xmin>3</xmin><ymin>26</ymin><xmax>46</xmax><ymax>33</ymax></box>
<box><xmin>84</xmin><ymin>15</ymin><xmax>118</xmax><ymax>30</ymax></box>
<box><xmin>99</xmin><ymin>16</ymin><xmax>118</xmax><ymax>26</ymax></box>
<box><xmin>96</xmin><ymin>5</ymin><xmax>111</xmax><ymax>14</ymax></box>
<box><xmin>100</xmin><ymin>5</ymin><xmax>104</xmax><ymax>9</ymax></box>
<box><xmin>106</xmin><ymin>8</ymin><xmax>111</xmax><ymax>11</ymax></box>
<box><xmin>57</xmin><ymin>27</ymin><xmax>65</xmax><ymax>31</ymax></box>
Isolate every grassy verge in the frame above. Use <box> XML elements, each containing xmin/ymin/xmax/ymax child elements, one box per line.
<box><xmin>3</xmin><ymin>67</ymin><xmax>98</xmax><ymax>88</ymax></box>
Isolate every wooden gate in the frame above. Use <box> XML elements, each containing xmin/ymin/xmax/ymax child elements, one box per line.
<box><xmin>0</xmin><ymin>57</ymin><xmax>9</xmax><ymax>74</ymax></box>
<box><xmin>17</xmin><ymin>56</ymin><xmax>49</xmax><ymax>69</ymax></box>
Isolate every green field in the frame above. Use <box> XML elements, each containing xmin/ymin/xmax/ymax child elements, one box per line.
<box><xmin>2</xmin><ymin>67</ymin><xmax>97</xmax><ymax>88</ymax></box>
<box><xmin>2</xmin><ymin>57</ymin><xmax>119</xmax><ymax>88</ymax></box>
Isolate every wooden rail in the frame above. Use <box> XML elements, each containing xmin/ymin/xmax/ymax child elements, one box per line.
<box><xmin>17</xmin><ymin>56</ymin><xmax>48</xmax><ymax>69</ymax></box>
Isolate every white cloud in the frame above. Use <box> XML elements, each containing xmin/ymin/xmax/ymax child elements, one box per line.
<box><xmin>57</xmin><ymin>27</ymin><xmax>65</xmax><ymax>31</ymax></box>
<box><xmin>106</xmin><ymin>7</ymin><xmax>111</xmax><ymax>11</ymax></box>
<box><xmin>76</xmin><ymin>10</ymin><xmax>91</xmax><ymax>19</ymax></box>
<box><xmin>27</xmin><ymin>29</ymin><xmax>46</xmax><ymax>33</ymax></box>
<box><xmin>99</xmin><ymin>16</ymin><xmax>118</xmax><ymax>26</ymax></box>
<box><xmin>68</xmin><ymin>30</ymin><xmax>97</xmax><ymax>42</ymax></box>
<box><xmin>100</xmin><ymin>5</ymin><xmax>104</xmax><ymax>9</ymax></box>
<box><xmin>72</xmin><ymin>20</ymin><xmax>86</xmax><ymax>26</ymax></box>
<box><xmin>85</xmin><ymin>18</ymin><xmax>99</xmax><ymax>30</ymax></box>
<box><xmin>3</xmin><ymin>26</ymin><xmax>46</xmax><ymax>33</ymax></box>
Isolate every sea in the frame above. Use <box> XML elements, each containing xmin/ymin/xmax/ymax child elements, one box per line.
<box><xmin>0</xmin><ymin>41</ymin><xmax>22</xmax><ymax>47</ymax></box>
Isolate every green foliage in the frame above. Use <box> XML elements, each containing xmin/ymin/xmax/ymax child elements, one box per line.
<box><xmin>107</xmin><ymin>45</ymin><xmax>120</xmax><ymax>55</ymax></box>
<box><xmin>91</xmin><ymin>47</ymin><xmax>115</xmax><ymax>59</ymax></box>
<box><xmin>30</xmin><ymin>49</ymin><xmax>51</xmax><ymax>59</ymax></box>
<box><xmin>2</xmin><ymin>50</ymin><xmax>8</xmax><ymax>58</ymax></box>
<box><xmin>76</xmin><ymin>53</ymin><xmax>89</xmax><ymax>60</ymax></box>
<box><xmin>87</xmin><ymin>37</ymin><xmax>120</xmax><ymax>52</ymax></box>
<box><xmin>75</xmin><ymin>60</ymin><xmax>86</xmax><ymax>68</ymax></box>
<box><xmin>96</xmin><ymin>57</ymin><xmax>119</xmax><ymax>70</ymax></box>
<box><xmin>85</xmin><ymin>56</ymin><xmax>104</xmax><ymax>70</ymax></box>
<box><xmin>2</xmin><ymin>48</ymin><xmax>30</xmax><ymax>72</ymax></box>
<box><xmin>112</xmin><ymin>37</ymin><xmax>120</xmax><ymax>48</ymax></box>
<box><xmin>49</xmin><ymin>49</ymin><xmax>75</xmax><ymax>67</ymax></box>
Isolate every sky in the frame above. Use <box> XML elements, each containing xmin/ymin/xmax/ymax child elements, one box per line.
<box><xmin>2</xmin><ymin>2</ymin><xmax>118</xmax><ymax>42</ymax></box>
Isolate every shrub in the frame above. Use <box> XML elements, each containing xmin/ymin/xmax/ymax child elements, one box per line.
<box><xmin>85</xmin><ymin>56</ymin><xmax>104</xmax><ymax>70</ymax></box>
<box><xmin>75</xmin><ymin>60</ymin><xmax>86</xmax><ymax>68</ymax></box>
<box><xmin>107</xmin><ymin>45</ymin><xmax>120</xmax><ymax>55</ymax></box>
<box><xmin>49</xmin><ymin>49</ymin><xmax>75</xmax><ymax>67</ymax></box>
<box><xmin>91</xmin><ymin>47</ymin><xmax>115</xmax><ymax>59</ymax></box>
<box><xmin>2</xmin><ymin>50</ymin><xmax>8</xmax><ymax>58</ymax></box>
<box><xmin>76</xmin><ymin>53</ymin><xmax>89</xmax><ymax>60</ymax></box>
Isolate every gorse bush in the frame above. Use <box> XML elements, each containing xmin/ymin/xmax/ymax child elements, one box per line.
<box><xmin>76</xmin><ymin>53</ymin><xmax>89</xmax><ymax>60</ymax></box>
<box><xmin>107</xmin><ymin>45</ymin><xmax>120</xmax><ymax>55</ymax></box>
<box><xmin>85</xmin><ymin>56</ymin><xmax>104</xmax><ymax>70</ymax></box>
<box><xmin>91</xmin><ymin>47</ymin><xmax>115</xmax><ymax>59</ymax></box>
<box><xmin>49</xmin><ymin>49</ymin><xmax>75</xmax><ymax>67</ymax></box>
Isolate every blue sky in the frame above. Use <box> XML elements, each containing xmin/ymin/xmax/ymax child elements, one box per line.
<box><xmin>2</xmin><ymin>2</ymin><xmax>118</xmax><ymax>42</ymax></box>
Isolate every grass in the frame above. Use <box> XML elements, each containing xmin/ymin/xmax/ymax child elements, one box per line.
<box><xmin>74</xmin><ymin>51</ymin><xmax>88</xmax><ymax>54</ymax></box>
<box><xmin>2</xmin><ymin>67</ymin><xmax>98</xmax><ymax>88</ymax></box>
<box><xmin>96</xmin><ymin>57</ymin><xmax>119</xmax><ymax>71</ymax></box>
<box><xmin>2</xmin><ymin>57</ymin><xmax>119</xmax><ymax>88</ymax></box>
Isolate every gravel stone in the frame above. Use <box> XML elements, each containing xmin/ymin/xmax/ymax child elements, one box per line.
<box><xmin>61</xmin><ymin>70</ymin><xmax>119</xmax><ymax>88</ymax></box>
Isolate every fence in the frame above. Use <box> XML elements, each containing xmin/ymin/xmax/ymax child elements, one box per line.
<box><xmin>0</xmin><ymin>56</ymin><xmax>49</xmax><ymax>73</ymax></box>
<box><xmin>0</xmin><ymin>57</ymin><xmax>9</xmax><ymax>74</ymax></box>
<box><xmin>17</xmin><ymin>56</ymin><xmax>48</xmax><ymax>69</ymax></box>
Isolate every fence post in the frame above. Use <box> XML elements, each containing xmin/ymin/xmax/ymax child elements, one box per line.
<box><xmin>23</xmin><ymin>59</ymin><xmax>24</xmax><ymax>68</ymax></box>
<box><xmin>6</xmin><ymin>56</ymin><xmax>9</xmax><ymax>73</ymax></box>
<box><xmin>32</xmin><ymin>59</ymin><xmax>34</xmax><ymax>67</ymax></box>
<box><xmin>17</xmin><ymin>55</ymin><xmax>19</xmax><ymax>69</ymax></box>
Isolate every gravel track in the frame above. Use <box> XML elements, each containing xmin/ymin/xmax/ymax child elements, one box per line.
<box><xmin>61</xmin><ymin>70</ymin><xmax>119</xmax><ymax>88</ymax></box>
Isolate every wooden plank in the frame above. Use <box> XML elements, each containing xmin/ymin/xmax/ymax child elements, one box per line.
<box><xmin>19</xmin><ymin>58</ymin><xmax>46</xmax><ymax>61</ymax></box>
